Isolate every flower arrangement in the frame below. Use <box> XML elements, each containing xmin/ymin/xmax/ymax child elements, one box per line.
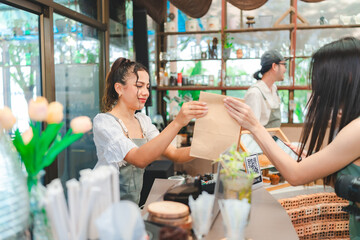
<box><xmin>0</xmin><ymin>96</ymin><xmax>92</xmax><ymax>191</ymax></box>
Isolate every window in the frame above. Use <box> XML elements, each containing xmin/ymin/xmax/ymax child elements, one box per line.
<box><xmin>54</xmin><ymin>14</ymin><xmax>101</xmax><ymax>181</ymax></box>
<box><xmin>0</xmin><ymin>4</ymin><xmax>41</xmax><ymax>133</ymax></box>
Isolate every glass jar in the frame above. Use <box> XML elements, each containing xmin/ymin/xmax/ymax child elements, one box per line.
<box><xmin>0</xmin><ymin>132</ymin><xmax>29</xmax><ymax>239</ymax></box>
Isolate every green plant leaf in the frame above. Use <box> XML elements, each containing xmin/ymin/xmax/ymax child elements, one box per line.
<box><xmin>41</xmin><ymin>132</ymin><xmax>84</xmax><ymax>169</ymax></box>
<box><xmin>190</xmin><ymin>61</ymin><xmax>202</xmax><ymax>76</ymax></box>
<box><xmin>38</xmin><ymin>123</ymin><xmax>64</xmax><ymax>162</ymax></box>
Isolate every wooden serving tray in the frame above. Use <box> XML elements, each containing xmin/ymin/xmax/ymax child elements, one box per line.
<box><xmin>148</xmin><ymin>201</ymin><xmax>189</xmax><ymax>219</ymax></box>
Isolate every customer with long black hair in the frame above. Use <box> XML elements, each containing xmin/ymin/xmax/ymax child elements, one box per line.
<box><xmin>224</xmin><ymin>37</ymin><xmax>360</xmax><ymax>238</ymax></box>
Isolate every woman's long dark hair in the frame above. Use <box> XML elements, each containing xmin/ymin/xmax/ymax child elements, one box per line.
<box><xmin>102</xmin><ymin>57</ymin><xmax>149</xmax><ymax>112</ymax></box>
<box><xmin>298</xmin><ymin>37</ymin><xmax>360</xmax><ymax>185</ymax></box>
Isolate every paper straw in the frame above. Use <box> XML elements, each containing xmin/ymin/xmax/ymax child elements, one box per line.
<box><xmin>66</xmin><ymin>179</ymin><xmax>80</xmax><ymax>239</ymax></box>
<box><xmin>43</xmin><ymin>197</ymin><xmax>60</xmax><ymax>240</ymax></box>
<box><xmin>77</xmin><ymin>187</ymin><xmax>100</xmax><ymax>240</ymax></box>
<box><xmin>45</xmin><ymin>187</ymin><xmax>68</xmax><ymax>240</ymax></box>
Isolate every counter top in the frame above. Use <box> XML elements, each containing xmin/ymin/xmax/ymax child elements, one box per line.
<box><xmin>142</xmin><ymin>179</ymin><xmax>298</xmax><ymax>240</ymax></box>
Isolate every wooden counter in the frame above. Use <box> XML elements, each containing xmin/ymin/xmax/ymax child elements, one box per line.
<box><xmin>142</xmin><ymin>179</ymin><xmax>298</xmax><ymax>240</ymax></box>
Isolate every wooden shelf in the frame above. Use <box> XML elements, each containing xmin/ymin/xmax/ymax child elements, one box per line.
<box><xmin>158</xmin><ymin>56</ymin><xmax>314</xmax><ymax>63</ymax></box>
<box><xmin>157</xmin><ymin>24</ymin><xmax>360</xmax><ymax>37</ymax></box>
<box><xmin>225</xmin><ymin>26</ymin><xmax>292</xmax><ymax>33</ymax></box>
<box><xmin>157</xmin><ymin>30</ymin><xmax>220</xmax><ymax>36</ymax></box>
<box><xmin>161</xmin><ymin>58</ymin><xmax>221</xmax><ymax>62</ymax></box>
<box><xmin>297</xmin><ymin>24</ymin><xmax>360</xmax><ymax>30</ymax></box>
<box><xmin>155</xmin><ymin>85</ymin><xmax>310</xmax><ymax>91</ymax></box>
<box><xmin>157</xmin><ymin>86</ymin><xmax>222</xmax><ymax>91</ymax></box>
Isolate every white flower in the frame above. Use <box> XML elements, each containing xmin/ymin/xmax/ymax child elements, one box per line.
<box><xmin>28</xmin><ymin>97</ymin><xmax>49</xmax><ymax>122</ymax></box>
<box><xmin>0</xmin><ymin>106</ymin><xmax>16</xmax><ymax>130</ymax></box>
<box><xmin>70</xmin><ymin>116</ymin><xmax>92</xmax><ymax>133</ymax></box>
<box><xmin>46</xmin><ymin>101</ymin><xmax>64</xmax><ymax>123</ymax></box>
<box><xmin>22</xmin><ymin>127</ymin><xmax>33</xmax><ymax>145</ymax></box>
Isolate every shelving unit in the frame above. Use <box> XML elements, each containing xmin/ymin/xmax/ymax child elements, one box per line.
<box><xmin>154</xmin><ymin>0</ymin><xmax>360</xmax><ymax>124</ymax></box>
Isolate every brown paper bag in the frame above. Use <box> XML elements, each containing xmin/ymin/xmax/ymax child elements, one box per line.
<box><xmin>190</xmin><ymin>92</ymin><xmax>243</xmax><ymax>161</ymax></box>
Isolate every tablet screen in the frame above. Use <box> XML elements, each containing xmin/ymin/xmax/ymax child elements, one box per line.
<box><xmin>241</xmin><ymin>133</ymin><xmax>263</xmax><ymax>155</ymax></box>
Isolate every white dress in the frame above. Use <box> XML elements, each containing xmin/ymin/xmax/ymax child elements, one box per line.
<box><xmin>92</xmin><ymin>112</ymin><xmax>159</xmax><ymax>171</ymax></box>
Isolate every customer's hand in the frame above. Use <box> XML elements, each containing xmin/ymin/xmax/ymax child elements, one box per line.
<box><xmin>174</xmin><ymin>101</ymin><xmax>208</xmax><ymax>127</ymax></box>
<box><xmin>223</xmin><ymin>97</ymin><xmax>260</xmax><ymax>132</ymax></box>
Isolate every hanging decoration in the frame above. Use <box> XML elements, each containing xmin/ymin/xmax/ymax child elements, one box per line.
<box><xmin>227</xmin><ymin>0</ymin><xmax>325</xmax><ymax>11</ymax></box>
<box><xmin>301</xmin><ymin>0</ymin><xmax>325</xmax><ymax>2</ymax></box>
<box><xmin>133</xmin><ymin>0</ymin><xmax>167</xmax><ymax>24</ymax></box>
<box><xmin>226</xmin><ymin>0</ymin><xmax>268</xmax><ymax>10</ymax></box>
<box><xmin>169</xmin><ymin>0</ymin><xmax>212</xmax><ymax>19</ymax></box>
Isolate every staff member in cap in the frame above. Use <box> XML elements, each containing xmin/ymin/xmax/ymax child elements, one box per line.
<box><xmin>244</xmin><ymin>50</ymin><xmax>287</xmax><ymax>128</ymax></box>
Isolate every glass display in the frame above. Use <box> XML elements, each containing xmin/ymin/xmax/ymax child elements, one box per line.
<box><xmin>0</xmin><ymin>4</ymin><xmax>41</xmax><ymax>133</ymax></box>
<box><xmin>54</xmin><ymin>14</ymin><xmax>100</xmax><ymax>183</ymax></box>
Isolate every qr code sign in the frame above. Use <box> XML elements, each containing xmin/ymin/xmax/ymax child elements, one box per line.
<box><xmin>245</xmin><ymin>154</ymin><xmax>262</xmax><ymax>185</ymax></box>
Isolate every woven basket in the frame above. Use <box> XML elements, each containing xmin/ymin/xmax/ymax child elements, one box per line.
<box><xmin>227</xmin><ymin>0</ymin><xmax>268</xmax><ymax>10</ymax></box>
<box><xmin>278</xmin><ymin>192</ymin><xmax>350</xmax><ymax>240</ymax></box>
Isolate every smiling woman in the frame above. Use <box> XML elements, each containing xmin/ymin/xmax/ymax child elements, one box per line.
<box><xmin>92</xmin><ymin>57</ymin><xmax>208</xmax><ymax>204</ymax></box>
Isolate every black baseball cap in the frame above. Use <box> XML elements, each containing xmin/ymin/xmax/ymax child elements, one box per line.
<box><xmin>260</xmin><ymin>50</ymin><xmax>285</xmax><ymax>67</ymax></box>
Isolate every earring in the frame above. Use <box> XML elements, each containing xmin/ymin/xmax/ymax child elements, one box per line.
<box><xmin>118</xmin><ymin>94</ymin><xmax>122</xmax><ymax>98</ymax></box>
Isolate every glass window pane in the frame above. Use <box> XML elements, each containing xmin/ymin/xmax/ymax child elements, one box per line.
<box><xmin>294</xmin><ymin>57</ymin><xmax>311</xmax><ymax>86</ymax></box>
<box><xmin>279</xmin><ymin>90</ymin><xmax>289</xmax><ymax>123</ymax></box>
<box><xmin>226</xmin><ymin>59</ymin><xmax>259</xmax><ymax>87</ymax></box>
<box><xmin>109</xmin><ymin>0</ymin><xmax>134</xmax><ymax>63</ymax></box>
<box><xmin>54</xmin><ymin>0</ymin><xmax>98</xmax><ymax>20</ymax></box>
<box><xmin>147</xmin><ymin>89</ymin><xmax>158</xmax><ymax>120</ymax></box>
<box><xmin>293</xmin><ymin>90</ymin><xmax>311</xmax><ymax>124</ymax></box>
<box><xmin>227</xmin><ymin>31</ymin><xmax>292</xmax><ymax>87</ymax></box>
<box><xmin>54</xmin><ymin>14</ymin><xmax>100</xmax><ymax>183</ymax></box>
<box><xmin>0</xmin><ymin>4</ymin><xmax>41</xmax><ymax>133</ymax></box>
<box><xmin>298</xmin><ymin>0</ymin><xmax>360</xmax><ymax>26</ymax></box>
<box><xmin>147</xmin><ymin>15</ymin><xmax>157</xmax><ymax>119</ymax></box>
<box><xmin>296</xmin><ymin>28</ymin><xmax>360</xmax><ymax>58</ymax></box>
<box><xmin>227</xmin><ymin>0</ymin><xmax>290</xmax><ymax>30</ymax></box>
<box><xmin>226</xmin><ymin>90</ymin><xmax>246</xmax><ymax>99</ymax></box>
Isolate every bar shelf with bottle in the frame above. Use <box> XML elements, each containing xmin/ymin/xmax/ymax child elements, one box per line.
<box><xmin>155</xmin><ymin>0</ymin><xmax>360</xmax><ymax>125</ymax></box>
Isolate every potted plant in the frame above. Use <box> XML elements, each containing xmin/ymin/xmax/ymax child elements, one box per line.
<box><xmin>222</xmin><ymin>32</ymin><xmax>234</xmax><ymax>59</ymax></box>
<box><xmin>214</xmin><ymin>144</ymin><xmax>255</xmax><ymax>203</ymax></box>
